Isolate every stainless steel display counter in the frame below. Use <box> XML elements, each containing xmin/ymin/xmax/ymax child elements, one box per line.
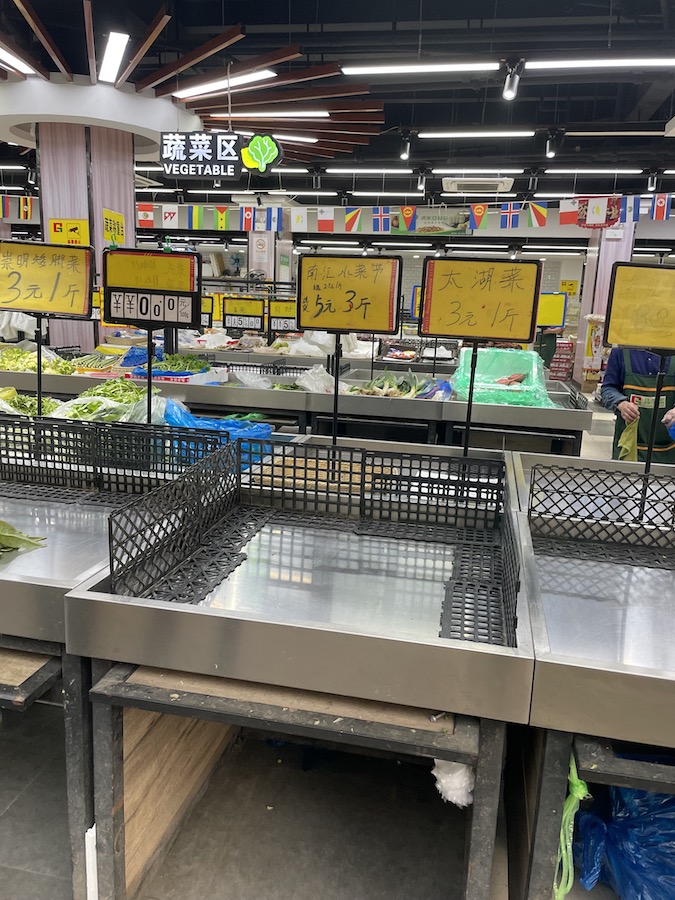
<box><xmin>513</xmin><ymin>451</ymin><xmax>675</xmax><ymax>748</ymax></box>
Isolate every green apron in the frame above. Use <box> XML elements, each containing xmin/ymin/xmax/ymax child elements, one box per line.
<box><xmin>612</xmin><ymin>349</ymin><xmax>675</xmax><ymax>462</ymax></box>
<box><xmin>537</xmin><ymin>332</ymin><xmax>558</xmax><ymax>368</ymax></box>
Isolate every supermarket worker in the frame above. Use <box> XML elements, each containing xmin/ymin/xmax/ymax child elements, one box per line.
<box><xmin>601</xmin><ymin>347</ymin><xmax>675</xmax><ymax>461</ymax></box>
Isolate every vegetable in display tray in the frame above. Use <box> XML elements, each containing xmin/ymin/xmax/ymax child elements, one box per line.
<box><xmin>0</xmin><ymin>520</ymin><xmax>46</xmax><ymax>554</ymax></box>
<box><xmin>0</xmin><ymin>347</ymin><xmax>75</xmax><ymax>375</ymax></box>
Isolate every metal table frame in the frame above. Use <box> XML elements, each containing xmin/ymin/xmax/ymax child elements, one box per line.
<box><xmin>89</xmin><ymin>662</ymin><xmax>506</xmax><ymax>900</ymax></box>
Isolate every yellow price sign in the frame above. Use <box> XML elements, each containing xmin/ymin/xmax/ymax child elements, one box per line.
<box><xmin>606</xmin><ymin>262</ymin><xmax>675</xmax><ymax>350</ymax></box>
<box><xmin>560</xmin><ymin>278</ymin><xmax>578</xmax><ymax>297</ymax></box>
<box><xmin>420</xmin><ymin>257</ymin><xmax>542</xmax><ymax>342</ymax></box>
<box><xmin>200</xmin><ymin>295</ymin><xmax>214</xmax><ymax>328</ymax></box>
<box><xmin>536</xmin><ymin>292</ymin><xmax>567</xmax><ymax>328</ymax></box>
<box><xmin>224</xmin><ymin>296</ymin><xmax>264</xmax><ymax>330</ymax></box>
<box><xmin>104</xmin><ymin>249</ymin><xmax>199</xmax><ymax>293</ymax></box>
<box><xmin>211</xmin><ymin>293</ymin><xmax>223</xmax><ymax>321</ymax></box>
<box><xmin>0</xmin><ymin>240</ymin><xmax>93</xmax><ymax>318</ymax></box>
<box><xmin>103</xmin><ymin>209</ymin><xmax>125</xmax><ymax>245</ymax></box>
<box><xmin>297</xmin><ymin>254</ymin><xmax>401</xmax><ymax>334</ymax></box>
<box><xmin>270</xmin><ymin>300</ymin><xmax>297</xmax><ymax>319</ymax></box>
<box><xmin>49</xmin><ymin>218</ymin><xmax>90</xmax><ymax>246</ymax></box>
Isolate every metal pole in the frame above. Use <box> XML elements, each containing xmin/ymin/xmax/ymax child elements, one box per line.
<box><xmin>463</xmin><ymin>341</ymin><xmax>479</xmax><ymax>456</ymax></box>
<box><xmin>146</xmin><ymin>331</ymin><xmax>154</xmax><ymax>425</ymax></box>
<box><xmin>332</xmin><ymin>333</ymin><xmax>342</xmax><ymax>447</ymax></box>
<box><xmin>35</xmin><ymin>314</ymin><xmax>43</xmax><ymax>416</ymax></box>
<box><xmin>644</xmin><ymin>352</ymin><xmax>667</xmax><ymax>476</ymax></box>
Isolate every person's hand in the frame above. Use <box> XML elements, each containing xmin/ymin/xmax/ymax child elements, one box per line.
<box><xmin>662</xmin><ymin>408</ymin><xmax>675</xmax><ymax>428</ymax></box>
<box><xmin>618</xmin><ymin>400</ymin><xmax>640</xmax><ymax>424</ymax></box>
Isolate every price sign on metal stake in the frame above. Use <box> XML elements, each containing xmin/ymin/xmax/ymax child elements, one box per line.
<box><xmin>102</xmin><ymin>249</ymin><xmax>202</xmax><ymax>328</ymax></box>
<box><xmin>270</xmin><ymin>299</ymin><xmax>298</xmax><ymax>332</ymax></box>
<box><xmin>0</xmin><ymin>240</ymin><xmax>94</xmax><ymax>318</ymax></box>
<box><xmin>201</xmin><ymin>295</ymin><xmax>214</xmax><ymax>328</ymax></box>
<box><xmin>223</xmin><ymin>296</ymin><xmax>265</xmax><ymax>330</ymax></box>
<box><xmin>605</xmin><ymin>262</ymin><xmax>675</xmax><ymax>351</ymax></box>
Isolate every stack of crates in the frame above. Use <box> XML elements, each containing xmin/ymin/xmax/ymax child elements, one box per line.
<box><xmin>548</xmin><ymin>340</ymin><xmax>575</xmax><ymax>381</ymax></box>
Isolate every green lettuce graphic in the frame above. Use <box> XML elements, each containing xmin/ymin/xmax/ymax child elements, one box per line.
<box><xmin>246</xmin><ymin>135</ymin><xmax>280</xmax><ymax>173</ymax></box>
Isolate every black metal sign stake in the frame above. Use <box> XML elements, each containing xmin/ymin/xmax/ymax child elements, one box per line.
<box><xmin>332</xmin><ymin>333</ymin><xmax>342</xmax><ymax>447</ymax></box>
<box><xmin>644</xmin><ymin>351</ymin><xmax>668</xmax><ymax>477</ymax></box>
<box><xmin>432</xmin><ymin>339</ymin><xmax>438</xmax><ymax>378</ymax></box>
<box><xmin>370</xmin><ymin>336</ymin><xmax>375</xmax><ymax>381</ymax></box>
<box><xmin>463</xmin><ymin>340</ymin><xmax>479</xmax><ymax>457</ymax></box>
<box><xmin>35</xmin><ymin>314</ymin><xmax>43</xmax><ymax>416</ymax></box>
<box><xmin>146</xmin><ymin>331</ymin><xmax>154</xmax><ymax>425</ymax></box>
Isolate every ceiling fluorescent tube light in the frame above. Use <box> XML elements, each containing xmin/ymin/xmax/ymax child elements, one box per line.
<box><xmin>342</xmin><ymin>62</ymin><xmax>499</xmax><ymax>75</ymax></box>
<box><xmin>325</xmin><ymin>168</ymin><xmax>414</xmax><ymax>175</ymax></box>
<box><xmin>350</xmin><ymin>191</ymin><xmax>425</xmax><ymax>197</ymax></box>
<box><xmin>99</xmin><ymin>32</ymin><xmax>130</xmax><ymax>83</ymax></box>
<box><xmin>432</xmin><ymin>168</ymin><xmax>524</xmax><ymax>175</ymax></box>
<box><xmin>419</xmin><ymin>130</ymin><xmax>535</xmax><ymax>139</ymax></box>
<box><xmin>301</xmin><ymin>240</ymin><xmax>360</xmax><ymax>245</ymax></box>
<box><xmin>526</xmin><ymin>57</ymin><xmax>675</xmax><ymax>70</ymax></box>
<box><xmin>0</xmin><ymin>165</ymin><xmax>25</xmax><ymax>170</ymax></box>
<box><xmin>0</xmin><ymin>48</ymin><xmax>35</xmax><ymax>75</ymax></box>
<box><xmin>544</xmin><ymin>168</ymin><xmax>643</xmax><ymax>175</ymax></box>
<box><xmin>224</xmin><ymin>129</ymin><xmax>319</xmax><ymax>144</ymax></box>
<box><xmin>565</xmin><ymin>130</ymin><xmax>662</xmax><ymax>137</ymax></box>
<box><xmin>211</xmin><ymin>110</ymin><xmax>330</xmax><ymax>119</ymax></box>
<box><xmin>173</xmin><ymin>70</ymin><xmax>277</xmax><ymax>100</ymax></box>
<box><xmin>441</xmin><ymin>192</ymin><xmax>517</xmax><ymax>198</ymax></box>
<box><xmin>272</xmin><ymin>167</ymin><xmax>309</xmax><ymax>173</ymax></box>
<box><xmin>134</xmin><ymin>165</ymin><xmax>163</xmax><ymax>171</ymax></box>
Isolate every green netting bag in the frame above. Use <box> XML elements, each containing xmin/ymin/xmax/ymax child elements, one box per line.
<box><xmin>452</xmin><ymin>347</ymin><xmax>559</xmax><ymax>407</ymax></box>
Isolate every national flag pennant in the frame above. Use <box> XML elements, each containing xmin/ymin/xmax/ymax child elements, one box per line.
<box><xmin>240</xmin><ymin>206</ymin><xmax>254</xmax><ymax>231</ymax></box>
<box><xmin>137</xmin><ymin>202</ymin><xmax>154</xmax><ymax>228</ymax></box>
<box><xmin>469</xmin><ymin>203</ymin><xmax>488</xmax><ymax>230</ymax></box>
<box><xmin>213</xmin><ymin>206</ymin><xmax>229</xmax><ymax>230</ymax></box>
<box><xmin>651</xmin><ymin>193</ymin><xmax>671</xmax><ymax>221</ymax></box>
<box><xmin>619</xmin><ymin>195</ymin><xmax>640</xmax><ymax>223</ymax></box>
<box><xmin>186</xmin><ymin>205</ymin><xmax>204</xmax><ymax>229</ymax></box>
<box><xmin>162</xmin><ymin>204</ymin><xmax>179</xmax><ymax>229</ymax></box>
<box><xmin>372</xmin><ymin>206</ymin><xmax>390</xmax><ymax>232</ymax></box>
<box><xmin>344</xmin><ymin>207</ymin><xmax>363</xmax><ymax>232</ymax></box>
<box><xmin>500</xmin><ymin>202</ymin><xmax>521</xmax><ymax>229</ymax></box>
<box><xmin>317</xmin><ymin>207</ymin><xmax>334</xmax><ymax>232</ymax></box>
<box><xmin>254</xmin><ymin>207</ymin><xmax>268</xmax><ymax>231</ymax></box>
<box><xmin>18</xmin><ymin>197</ymin><xmax>33</xmax><ymax>220</ymax></box>
<box><xmin>528</xmin><ymin>200</ymin><xmax>548</xmax><ymax>228</ymax></box>
<box><xmin>398</xmin><ymin>205</ymin><xmax>417</xmax><ymax>231</ymax></box>
<box><xmin>290</xmin><ymin>208</ymin><xmax>308</xmax><ymax>232</ymax></box>
<box><xmin>0</xmin><ymin>196</ymin><xmax>11</xmax><ymax>219</ymax></box>
<box><xmin>559</xmin><ymin>198</ymin><xmax>579</xmax><ymax>226</ymax></box>
<box><xmin>265</xmin><ymin>207</ymin><xmax>283</xmax><ymax>231</ymax></box>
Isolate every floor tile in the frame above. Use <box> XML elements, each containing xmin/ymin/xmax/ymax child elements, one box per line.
<box><xmin>0</xmin><ymin>865</ymin><xmax>71</xmax><ymax>900</ymax></box>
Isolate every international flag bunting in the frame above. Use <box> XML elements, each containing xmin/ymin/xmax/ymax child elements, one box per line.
<box><xmin>254</xmin><ymin>207</ymin><xmax>268</xmax><ymax>231</ymax></box>
<box><xmin>0</xmin><ymin>196</ymin><xmax>11</xmax><ymax>219</ymax></box>
<box><xmin>162</xmin><ymin>204</ymin><xmax>179</xmax><ymax>228</ymax></box>
<box><xmin>317</xmin><ymin>207</ymin><xmax>334</xmax><ymax>232</ymax></box>
<box><xmin>527</xmin><ymin>201</ymin><xmax>548</xmax><ymax>227</ymax></box>
<box><xmin>290</xmin><ymin>208</ymin><xmax>308</xmax><ymax>232</ymax></box>
<box><xmin>619</xmin><ymin>195</ymin><xmax>640</xmax><ymax>223</ymax></box>
<box><xmin>500</xmin><ymin>202</ymin><xmax>521</xmax><ymax>229</ymax></box>
<box><xmin>18</xmin><ymin>197</ymin><xmax>33</xmax><ymax>220</ymax></box>
<box><xmin>213</xmin><ymin>206</ymin><xmax>229</xmax><ymax>230</ymax></box>
<box><xmin>469</xmin><ymin>203</ymin><xmax>488</xmax><ymax>230</ymax></box>
<box><xmin>398</xmin><ymin>205</ymin><xmax>417</xmax><ymax>231</ymax></box>
<box><xmin>650</xmin><ymin>193</ymin><xmax>671</xmax><ymax>221</ymax></box>
<box><xmin>344</xmin><ymin>207</ymin><xmax>363</xmax><ymax>232</ymax></box>
<box><xmin>137</xmin><ymin>202</ymin><xmax>154</xmax><ymax>228</ymax></box>
<box><xmin>240</xmin><ymin>206</ymin><xmax>254</xmax><ymax>231</ymax></box>
<box><xmin>372</xmin><ymin>206</ymin><xmax>390</xmax><ymax>232</ymax></box>
<box><xmin>265</xmin><ymin>207</ymin><xmax>283</xmax><ymax>231</ymax></box>
<box><xmin>559</xmin><ymin>198</ymin><xmax>579</xmax><ymax>225</ymax></box>
<box><xmin>186</xmin><ymin>205</ymin><xmax>204</xmax><ymax>229</ymax></box>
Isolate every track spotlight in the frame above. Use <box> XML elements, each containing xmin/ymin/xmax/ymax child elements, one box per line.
<box><xmin>400</xmin><ymin>137</ymin><xmax>411</xmax><ymax>161</ymax></box>
<box><xmin>417</xmin><ymin>172</ymin><xmax>426</xmax><ymax>192</ymax></box>
<box><xmin>311</xmin><ymin>169</ymin><xmax>322</xmax><ymax>190</ymax></box>
<box><xmin>545</xmin><ymin>131</ymin><xmax>560</xmax><ymax>159</ymax></box>
<box><xmin>502</xmin><ymin>60</ymin><xmax>524</xmax><ymax>101</ymax></box>
<box><xmin>648</xmin><ymin>172</ymin><xmax>658</xmax><ymax>192</ymax></box>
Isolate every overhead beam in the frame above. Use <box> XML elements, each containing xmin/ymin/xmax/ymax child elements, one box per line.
<box><xmin>82</xmin><ymin>0</ymin><xmax>96</xmax><ymax>84</ymax></box>
<box><xmin>0</xmin><ymin>29</ymin><xmax>49</xmax><ymax>79</ymax></box>
<box><xmin>208</xmin><ymin>83</ymin><xmax>372</xmax><ymax>109</ymax></box>
<box><xmin>12</xmin><ymin>0</ymin><xmax>73</xmax><ymax>80</ymax></box>
<box><xmin>115</xmin><ymin>5</ymin><xmax>171</xmax><ymax>87</ymax></box>
<box><xmin>135</xmin><ymin>24</ymin><xmax>246</xmax><ymax>92</ymax></box>
<box><xmin>208</xmin><ymin>120</ymin><xmax>380</xmax><ymax>138</ymax></box>
<box><xmin>155</xmin><ymin>44</ymin><xmax>303</xmax><ymax>98</ymax></box>
<box><xmin>225</xmin><ymin>62</ymin><xmax>342</xmax><ymax>96</ymax></box>
<box><xmin>626</xmin><ymin>77</ymin><xmax>675</xmax><ymax>122</ymax></box>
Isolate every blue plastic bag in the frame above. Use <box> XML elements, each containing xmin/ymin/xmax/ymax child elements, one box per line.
<box><xmin>576</xmin><ymin>787</ymin><xmax>675</xmax><ymax>898</ymax></box>
<box><xmin>120</xmin><ymin>345</ymin><xmax>164</xmax><ymax>367</ymax></box>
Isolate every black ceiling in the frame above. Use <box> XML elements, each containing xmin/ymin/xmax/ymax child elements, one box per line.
<box><xmin>2</xmin><ymin>1</ymin><xmax>675</xmax><ymax>201</ymax></box>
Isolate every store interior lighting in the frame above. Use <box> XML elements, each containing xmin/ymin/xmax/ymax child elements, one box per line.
<box><xmin>0</xmin><ymin>47</ymin><xmax>36</xmax><ymax>75</ymax></box>
<box><xmin>325</xmin><ymin>168</ymin><xmax>414</xmax><ymax>175</ymax></box>
<box><xmin>419</xmin><ymin>129</ymin><xmax>535</xmax><ymax>139</ymax></box>
<box><xmin>432</xmin><ymin>168</ymin><xmax>524</xmax><ymax>175</ymax></box>
<box><xmin>98</xmin><ymin>32</ymin><xmax>131</xmax><ymax>83</ymax></box>
<box><xmin>341</xmin><ymin>62</ymin><xmax>500</xmax><ymax>75</ymax></box>
<box><xmin>648</xmin><ymin>173</ymin><xmax>658</xmax><ymax>191</ymax></box>
<box><xmin>211</xmin><ymin>110</ymin><xmax>330</xmax><ymax>119</ymax></box>
<box><xmin>173</xmin><ymin>69</ymin><xmax>277</xmax><ymax>100</ymax></box>
<box><xmin>502</xmin><ymin>61</ymin><xmax>524</xmax><ymax>100</ymax></box>
<box><xmin>399</xmin><ymin>137</ymin><xmax>411</xmax><ymax>160</ymax></box>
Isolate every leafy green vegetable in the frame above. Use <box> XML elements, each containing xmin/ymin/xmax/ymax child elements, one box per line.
<box><xmin>80</xmin><ymin>378</ymin><xmax>150</xmax><ymax>402</ymax></box>
<box><xmin>247</xmin><ymin>135</ymin><xmax>280</xmax><ymax>173</ymax></box>
<box><xmin>0</xmin><ymin>519</ymin><xmax>46</xmax><ymax>553</ymax></box>
<box><xmin>0</xmin><ymin>349</ymin><xmax>75</xmax><ymax>375</ymax></box>
<box><xmin>6</xmin><ymin>394</ymin><xmax>59</xmax><ymax>416</ymax></box>
<box><xmin>153</xmin><ymin>354</ymin><xmax>210</xmax><ymax>373</ymax></box>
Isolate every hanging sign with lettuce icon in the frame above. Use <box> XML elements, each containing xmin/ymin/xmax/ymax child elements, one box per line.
<box><xmin>241</xmin><ymin>134</ymin><xmax>284</xmax><ymax>176</ymax></box>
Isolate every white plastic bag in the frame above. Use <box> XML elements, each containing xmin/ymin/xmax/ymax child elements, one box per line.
<box><xmin>49</xmin><ymin>396</ymin><xmax>132</xmax><ymax>423</ymax></box>
<box><xmin>431</xmin><ymin>760</ymin><xmax>475</xmax><ymax>808</ymax></box>
<box><xmin>233</xmin><ymin>371</ymin><xmax>273</xmax><ymax>389</ymax></box>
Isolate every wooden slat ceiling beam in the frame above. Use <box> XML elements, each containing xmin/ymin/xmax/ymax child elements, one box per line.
<box><xmin>209</xmin><ymin>121</ymin><xmax>381</xmax><ymax>137</ymax></box>
<box><xmin>115</xmin><ymin>5</ymin><xmax>171</xmax><ymax>87</ymax></box>
<box><xmin>154</xmin><ymin>44</ymin><xmax>302</xmax><ymax>98</ymax></box>
<box><xmin>0</xmin><ymin>29</ymin><xmax>49</xmax><ymax>79</ymax></box>
<box><xmin>224</xmin><ymin>62</ymin><xmax>342</xmax><ymax>96</ymax></box>
<box><xmin>12</xmin><ymin>0</ymin><xmax>73</xmax><ymax>80</ymax></box>
<box><xmin>219</xmin><ymin>84</ymin><xmax>374</xmax><ymax>109</ymax></box>
<box><xmin>135</xmin><ymin>24</ymin><xmax>246</xmax><ymax>92</ymax></box>
<box><xmin>82</xmin><ymin>0</ymin><xmax>96</xmax><ymax>84</ymax></box>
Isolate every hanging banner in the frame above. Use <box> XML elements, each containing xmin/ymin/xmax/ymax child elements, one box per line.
<box><xmin>419</xmin><ymin>257</ymin><xmax>542</xmax><ymax>342</ymax></box>
<box><xmin>297</xmin><ymin>254</ymin><xmax>402</xmax><ymax>334</ymax></box>
<box><xmin>0</xmin><ymin>239</ymin><xmax>93</xmax><ymax>318</ymax></box>
<box><xmin>103</xmin><ymin>209</ymin><xmax>125</xmax><ymax>245</ymax></box>
<box><xmin>48</xmin><ymin>218</ymin><xmax>90</xmax><ymax>246</ymax></box>
<box><xmin>605</xmin><ymin>262</ymin><xmax>675</xmax><ymax>350</ymax></box>
<box><xmin>103</xmin><ymin>249</ymin><xmax>202</xmax><ymax>328</ymax></box>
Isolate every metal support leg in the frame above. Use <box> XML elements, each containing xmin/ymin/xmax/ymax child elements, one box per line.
<box><xmin>463</xmin><ymin>719</ymin><xmax>506</xmax><ymax>900</ymax></box>
<box><xmin>93</xmin><ymin>699</ymin><xmax>126</xmax><ymax>900</ymax></box>
<box><xmin>62</xmin><ymin>653</ymin><xmax>94</xmax><ymax>900</ymax></box>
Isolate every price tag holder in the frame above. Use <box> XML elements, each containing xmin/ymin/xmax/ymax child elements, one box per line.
<box><xmin>297</xmin><ymin>254</ymin><xmax>402</xmax><ymax>335</ymax></box>
<box><xmin>605</xmin><ymin>261</ymin><xmax>675</xmax><ymax>351</ymax></box>
<box><xmin>0</xmin><ymin>240</ymin><xmax>94</xmax><ymax>318</ymax></box>
<box><xmin>102</xmin><ymin>249</ymin><xmax>202</xmax><ymax>328</ymax></box>
<box><xmin>536</xmin><ymin>292</ymin><xmax>567</xmax><ymax>329</ymax></box>
<box><xmin>224</xmin><ymin>296</ymin><xmax>264</xmax><ymax>330</ymax></box>
<box><xmin>270</xmin><ymin>298</ymin><xmax>298</xmax><ymax>332</ymax></box>
<box><xmin>419</xmin><ymin>257</ymin><xmax>542</xmax><ymax>342</ymax></box>
<box><xmin>201</xmin><ymin>295</ymin><xmax>214</xmax><ymax>328</ymax></box>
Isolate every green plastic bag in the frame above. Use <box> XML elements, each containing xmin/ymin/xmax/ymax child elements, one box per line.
<box><xmin>452</xmin><ymin>347</ymin><xmax>559</xmax><ymax>408</ymax></box>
